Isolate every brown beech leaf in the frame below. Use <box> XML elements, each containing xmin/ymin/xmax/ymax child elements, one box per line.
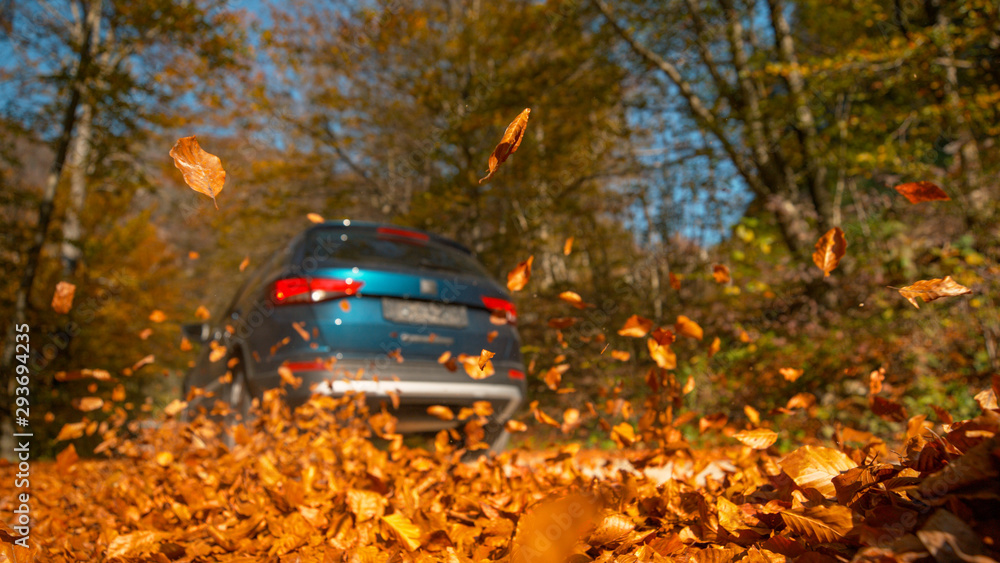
<box><xmin>306</xmin><ymin>212</ymin><xmax>324</xmax><ymax>223</ymax></box>
<box><xmin>812</xmin><ymin>227</ymin><xmax>847</xmax><ymax>277</ymax></box>
<box><xmin>55</xmin><ymin>422</ymin><xmax>87</xmax><ymax>441</ymax></box>
<box><xmin>708</xmin><ymin>336</ymin><xmax>721</xmax><ymax>357</ymax></box>
<box><xmin>779</xmin><ymin>445</ymin><xmax>857</xmax><ymax>498</ymax></box>
<box><xmin>544</xmin><ymin>364</ymin><xmax>570</xmax><ymax>391</ymax></box>
<box><xmin>611</xmin><ymin>422</ymin><xmax>636</xmax><ymax>448</ymax></box>
<box><xmin>780</xmin><ymin>367</ymin><xmax>804</xmax><ymax>382</ymax></box>
<box><xmin>459</xmin><ymin>353</ymin><xmax>494</xmax><ymax>379</ymax></box>
<box><xmin>558</xmin><ymin>291</ymin><xmax>590</xmax><ymax>308</ymax></box>
<box><xmin>73</xmin><ymin>397</ymin><xmax>104</xmax><ymax>412</ymax></box>
<box><xmin>563</xmin><ymin>236</ymin><xmax>574</xmax><ymax>256</ymax></box>
<box><xmin>51</xmin><ymin>281</ymin><xmax>76</xmax><ymax>314</ymax></box>
<box><xmin>169</xmin><ymin>136</ymin><xmax>226</xmax><ymax>209</ymax></box>
<box><xmin>507</xmin><ymin>255</ymin><xmax>533</xmax><ymax>291</ymax></box>
<box><xmin>195</xmin><ymin>305</ymin><xmax>211</xmax><ymax>320</ymax></box>
<box><xmin>426</xmin><ymin>406</ymin><xmax>454</xmax><ymax>421</ymax></box>
<box><xmin>348</xmin><ymin>489</ymin><xmax>386</xmax><ymax>522</ymax></box>
<box><xmin>781</xmin><ymin>504</ymin><xmax>854</xmax><ymax>543</ymax></box>
<box><xmin>897</xmin><ymin>276</ymin><xmax>972</xmax><ymax>308</ymax></box>
<box><xmin>675</xmin><ymin>315</ymin><xmax>703</xmax><ymax>340</ymax></box>
<box><xmin>894</xmin><ymin>181</ymin><xmax>950</xmax><ymax>204</ymax></box>
<box><xmin>239</xmin><ymin>255</ymin><xmax>250</xmax><ymax>272</ymax></box>
<box><xmin>871</xmin><ymin>396</ymin><xmax>907</xmax><ymax>422</ymax></box>
<box><xmin>610</xmin><ymin>350</ymin><xmax>630</xmax><ymax>361</ymax></box>
<box><xmin>505</xmin><ymin>419</ymin><xmax>527</xmax><ymax>432</ymax></box>
<box><xmin>669</xmin><ymin>271</ymin><xmax>681</xmax><ymax>290</ymax></box>
<box><xmin>618</xmin><ymin>314</ymin><xmax>652</xmax><ymax>338</ymax></box>
<box><xmin>713</xmin><ymin>264</ymin><xmax>731</xmax><ymax>284</ymax></box>
<box><xmin>733</xmin><ymin>428</ymin><xmax>778</xmax><ymax>450</ymax></box>
<box><xmin>548</xmin><ymin>317</ymin><xmax>579</xmax><ymax>329</ymax></box>
<box><xmin>479</xmin><ymin>108</ymin><xmax>530</xmax><ymax>184</ymax></box>
<box><xmin>510</xmin><ymin>493</ymin><xmax>599</xmax><ymax>563</ymax></box>
<box><xmin>148</xmin><ymin>310</ymin><xmax>167</xmax><ymax>323</ymax></box>
<box><xmin>477</xmin><ymin>348</ymin><xmax>495</xmax><ymax>370</ymax></box>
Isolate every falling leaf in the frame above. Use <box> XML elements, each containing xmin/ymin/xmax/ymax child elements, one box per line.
<box><xmin>506</xmin><ymin>255</ymin><xmax>533</xmax><ymax>291</ymax></box>
<box><xmin>611</xmin><ymin>422</ymin><xmax>636</xmax><ymax>448</ymax></box>
<box><xmin>163</xmin><ymin>399</ymin><xmax>187</xmax><ymax>417</ymax></box>
<box><xmin>130</xmin><ymin>355</ymin><xmax>155</xmax><ymax>374</ymax></box>
<box><xmin>459</xmin><ymin>353</ymin><xmax>494</xmax><ymax>379</ymax></box>
<box><xmin>155</xmin><ymin>451</ymin><xmax>175</xmax><ymax>467</ymax></box>
<box><xmin>617</xmin><ymin>314</ymin><xmax>652</xmax><ymax>338</ymax></box>
<box><xmin>894</xmin><ymin>181</ymin><xmax>950</xmax><ymax>204</ymax></box>
<box><xmin>812</xmin><ymin>227</ymin><xmax>847</xmax><ymax>277</ymax></box>
<box><xmin>733</xmin><ymin>428</ymin><xmax>778</xmax><ymax>449</ymax></box>
<box><xmin>786</xmin><ymin>392</ymin><xmax>817</xmax><ymax>410</ymax></box>
<box><xmin>647</xmin><ymin>328</ymin><xmax>676</xmax><ymax>370</ymax></box>
<box><xmin>148</xmin><ymin>310</ymin><xmax>167</xmax><ymax>323</ymax></box>
<box><xmin>708</xmin><ymin>336</ymin><xmax>721</xmax><ymax>357</ymax></box>
<box><xmin>169</xmin><ymin>136</ymin><xmax>226</xmax><ymax>209</ymax></box>
<box><xmin>682</xmin><ymin>375</ymin><xmax>695</xmax><ymax>394</ymax></box>
<box><xmin>563</xmin><ymin>237</ymin><xmax>574</xmax><ymax>256</ymax></box>
<box><xmin>73</xmin><ymin>397</ymin><xmax>104</xmax><ymax>412</ymax></box>
<box><xmin>610</xmin><ymin>350</ymin><xmax>630</xmax><ymax>361</ymax></box>
<box><xmin>487</xmin><ymin>330</ymin><xmax>498</xmax><ymax>343</ymax></box>
<box><xmin>139</xmin><ymin>328</ymin><xmax>153</xmax><ymax>340</ymax></box>
<box><xmin>544</xmin><ymin>364</ymin><xmax>570</xmax><ymax>391</ymax></box>
<box><xmin>713</xmin><ymin>264</ymin><xmax>731</xmax><ymax>284</ymax></box>
<box><xmin>278</xmin><ymin>365</ymin><xmax>302</xmax><ymax>388</ymax></box>
<box><xmin>426</xmin><ymin>406</ymin><xmax>454</xmax><ymax>421</ymax></box>
<box><xmin>675</xmin><ymin>315</ymin><xmax>703</xmax><ymax>340</ymax></box>
<box><xmin>477</xmin><ymin>348</ymin><xmax>495</xmax><ymax>370</ymax></box>
<box><xmin>548</xmin><ymin>317</ymin><xmax>579</xmax><ymax>329</ymax></box>
<box><xmin>780</xmin><ymin>368</ymin><xmax>804</xmax><ymax>382</ymax></box>
<box><xmin>56</xmin><ymin>422</ymin><xmax>87</xmax><ymax>441</ymax></box>
<box><xmin>897</xmin><ymin>276</ymin><xmax>972</xmax><ymax>308</ymax></box>
<box><xmin>558</xmin><ymin>291</ymin><xmax>590</xmax><ymax>308</ymax></box>
<box><xmin>292</xmin><ymin>322</ymin><xmax>310</xmax><ymax>342</ymax></box>
<box><xmin>188</xmin><ymin>251</ymin><xmax>199</xmax><ymax>260</ymax></box>
<box><xmin>505</xmin><ymin>419</ymin><xmax>527</xmax><ymax>432</ymax></box>
<box><xmin>51</xmin><ymin>281</ymin><xmax>76</xmax><ymax>314</ymax></box>
<box><xmin>239</xmin><ymin>256</ymin><xmax>250</xmax><ymax>272</ymax></box>
<box><xmin>179</xmin><ymin>337</ymin><xmax>192</xmax><ymax>351</ymax></box>
<box><xmin>744</xmin><ymin>405</ymin><xmax>760</xmax><ymax>425</ymax></box>
<box><xmin>479</xmin><ymin>108</ymin><xmax>530</xmax><ymax>183</ymax></box>
<box><xmin>194</xmin><ymin>305</ymin><xmax>211</xmax><ymax>320</ymax></box>
<box><xmin>307</xmin><ymin>213</ymin><xmax>324</xmax><ymax>223</ymax></box>
<box><xmin>668</xmin><ymin>271</ymin><xmax>681</xmax><ymax>290</ymax></box>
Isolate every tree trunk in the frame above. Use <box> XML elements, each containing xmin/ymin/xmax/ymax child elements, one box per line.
<box><xmin>0</xmin><ymin>0</ymin><xmax>100</xmax><ymax>460</ymax></box>
<box><xmin>61</xmin><ymin>102</ymin><xmax>93</xmax><ymax>276</ymax></box>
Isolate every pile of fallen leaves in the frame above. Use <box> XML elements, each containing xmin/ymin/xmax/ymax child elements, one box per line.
<box><xmin>2</xmin><ymin>376</ymin><xmax>999</xmax><ymax>562</ymax></box>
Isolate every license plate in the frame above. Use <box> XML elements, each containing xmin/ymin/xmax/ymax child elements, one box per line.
<box><xmin>382</xmin><ymin>298</ymin><xmax>468</xmax><ymax>328</ymax></box>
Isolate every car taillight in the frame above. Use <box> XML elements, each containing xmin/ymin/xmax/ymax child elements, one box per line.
<box><xmin>272</xmin><ymin>277</ymin><xmax>363</xmax><ymax>304</ymax></box>
<box><xmin>376</xmin><ymin>226</ymin><xmax>429</xmax><ymax>243</ymax></box>
<box><xmin>481</xmin><ymin>295</ymin><xmax>517</xmax><ymax>324</ymax></box>
<box><xmin>508</xmin><ymin>369</ymin><xmax>525</xmax><ymax>380</ymax></box>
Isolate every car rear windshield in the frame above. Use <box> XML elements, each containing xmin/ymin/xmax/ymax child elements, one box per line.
<box><xmin>303</xmin><ymin>227</ymin><xmax>491</xmax><ymax>277</ymax></box>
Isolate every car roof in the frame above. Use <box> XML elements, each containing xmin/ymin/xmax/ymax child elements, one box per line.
<box><xmin>303</xmin><ymin>220</ymin><xmax>474</xmax><ymax>255</ymax></box>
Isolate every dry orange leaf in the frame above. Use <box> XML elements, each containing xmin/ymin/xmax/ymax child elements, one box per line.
<box><xmin>610</xmin><ymin>350</ymin><xmax>630</xmax><ymax>362</ymax></box>
<box><xmin>779</xmin><ymin>445</ymin><xmax>857</xmax><ymax>498</ymax></box>
<box><xmin>780</xmin><ymin>368</ymin><xmax>804</xmax><ymax>382</ymax></box>
<box><xmin>55</xmin><ymin>422</ymin><xmax>87</xmax><ymax>441</ymax></box>
<box><xmin>188</xmin><ymin>251</ymin><xmax>199</xmax><ymax>260</ymax></box>
<box><xmin>611</xmin><ymin>422</ymin><xmax>636</xmax><ymax>448</ymax></box>
<box><xmin>897</xmin><ymin>276</ymin><xmax>972</xmax><ymax>308</ymax></box>
<box><xmin>459</xmin><ymin>353</ymin><xmax>494</xmax><ymax>379</ymax></box>
<box><xmin>894</xmin><ymin>181</ymin><xmax>950</xmax><ymax>204</ymax></box>
<box><xmin>195</xmin><ymin>305</ymin><xmax>211</xmax><ymax>320</ymax></box>
<box><xmin>169</xmin><ymin>136</ymin><xmax>226</xmax><ymax>209</ymax></box>
<box><xmin>486</xmin><ymin>330</ymin><xmax>498</xmax><ymax>343</ymax></box>
<box><xmin>149</xmin><ymin>310</ymin><xmax>167</xmax><ymax>323</ymax></box>
<box><xmin>558</xmin><ymin>291</ymin><xmax>590</xmax><ymax>308</ymax></box>
<box><xmin>744</xmin><ymin>405</ymin><xmax>760</xmax><ymax>425</ymax></box>
<box><xmin>479</xmin><ymin>108</ymin><xmax>530</xmax><ymax>184</ymax></box>
<box><xmin>675</xmin><ymin>315</ymin><xmax>703</xmax><ymax>340</ymax></box>
<box><xmin>426</xmin><ymin>405</ymin><xmax>454</xmax><ymax>421</ymax></box>
<box><xmin>509</xmin><ymin>493</ymin><xmax>598</xmax><ymax>563</ymax></box>
<box><xmin>617</xmin><ymin>314</ymin><xmax>652</xmax><ymax>338</ymax></box>
<box><xmin>477</xmin><ymin>348</ymin><xmax>495</xmax><ymax>370</ymax></box>
<box><xmin>812</xmin><ymin>227</ymin><xmax>847</xmax><ymax>277</ymax></box>
<box><xmin>52</xmin><ymin>281</ymin><xmax>76</xmax><ymax>314</ymax></box>
<box><xmin>505</xmin><ymin>419</ymin><xmax>527</xmax><ymax>433</ymax></box>
<box><xmin>708</xmin><ymin>336</ymin><xmax>721</xmax><ymax>358</ymax></box>
<box><xmin>713</xmin><ymin>264</ymin><xmax>731</xmax><ymax>284</ymax></box>
<box><xmin>780</xmin><ymin>504</ymin><xmax>854</xmax><ymax>543</ymax></box>
<box><xmin>544</xmin><ymin>364</ymin><xmax>570</xmax><ymax>391</ymax></box>
<box><xmin>307</xmin><ymin>213</ymin><xmax>324</xmax><ymax>223</ymax></box>
<box><xmin>239</xmin><ymin>255</ymin><xmax>250</xmax><ymax>272</ymax></box>
<box><xmin>682</xmin><ymin>375</ymin><xmax>695</xmax><ymax>394</ymax></box>
<box><xmin>163</xmin><ymin>399</ymin><xmax>187</xmax><ymax>417</ymax></box>
<box><xmin>667</xmin><ymin>272</ymin><xmax>682</xmax><ymax>291</ymax></box>
<box><xmin>563</xmin><ymin>237</ymin><xmax>574</xmax><ymax>256</ymax></box>
<box><xmin>733</xmin><ymin>428</ymin><xmax>778</xmax><ymax>450</ymax></box>
<box><xmin>73</xmin><ymin>397</ymin><xmax>104</xmax><ymax>412</ymax></box>
<box><xmin>507</xmin><ymin>255</ymin><xmax>534</xmax><ymax>291</ymax></box>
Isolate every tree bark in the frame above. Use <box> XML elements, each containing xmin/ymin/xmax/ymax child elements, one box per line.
<box><xmin>0</xmin><ymin>0</ymin><xmax>101</xmax><ymax>459</ymax></box>
<box><xmin>61</xmin><ymin>101</ymin><xmax>93</xmax><ymax>276</ymax></box>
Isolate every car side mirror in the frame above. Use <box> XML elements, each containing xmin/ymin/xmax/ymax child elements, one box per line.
<box><xmin>181</xmin><ymin>323</ymin><xmax>211</xmax><ymax>343</ymax></box>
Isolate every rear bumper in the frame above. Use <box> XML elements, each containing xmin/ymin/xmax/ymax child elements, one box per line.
<box><xmin>252</xmin><ymin>359</ymin><xmax>526</xmax><ymax>433</ymax></box>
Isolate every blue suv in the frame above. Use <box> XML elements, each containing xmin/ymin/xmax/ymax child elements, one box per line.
<box><xmin>182</xmin><ymin>221</ymin><xmax>526</xmax><ymax>450</ymax></box>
